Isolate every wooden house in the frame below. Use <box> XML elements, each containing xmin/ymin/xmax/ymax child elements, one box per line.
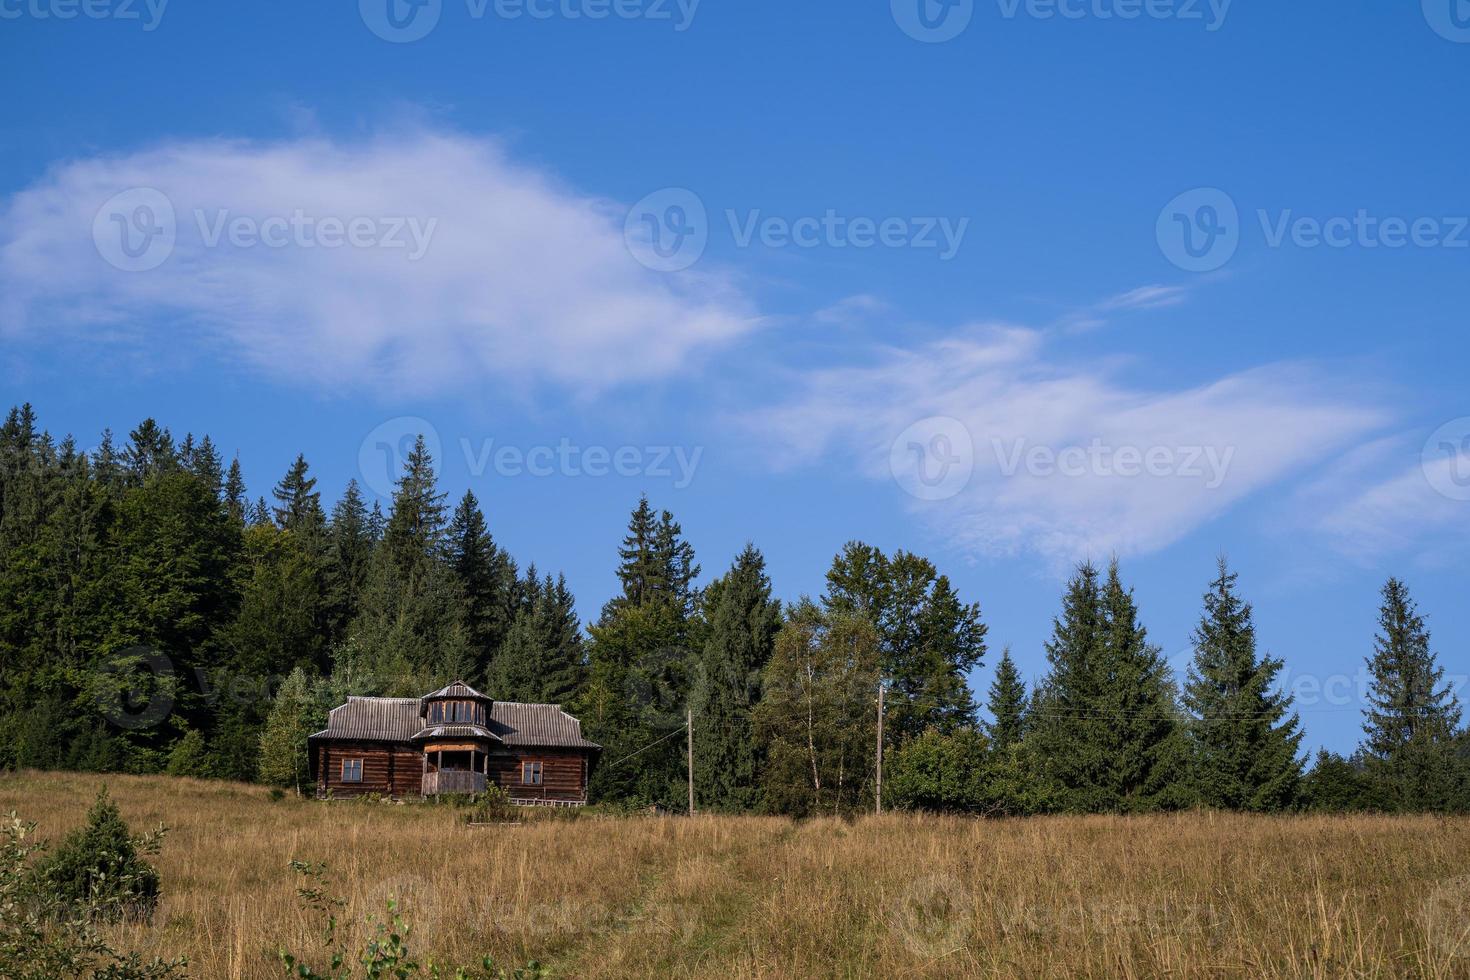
<box><xmin>308</xmin><ymin>681</ymin><xmax>600</xmax><ymax>805</ymax></box>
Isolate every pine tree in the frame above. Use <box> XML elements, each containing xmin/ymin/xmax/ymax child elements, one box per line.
<box><xmin>690</xmin><ymin>545</ymin><xmax>782</xmax><ymax>812</ymax></box>
<box><xmin>581</xmin><ymin>497</ymin><xmax>700</xmax><ymax>806</ymax></box>
<box><xmin>121</xmin><ymin>420</ymin><xmax>177</xmax><ymax>484</ymax></box>
<box><xmin>323</xmin><ymin>479</ymin><xmax>374</xmax><ymax>644</ymax></box>
<box><xmin>448</xmin><ymin>490</ymin><xmax>516</xmax><ymax>669</ymax></box>
<box><xmin>224</xmin><ymin>457</ymin><xmax>247</xmax><ymax>525</ymax></box>
<box><xmin>1183</xmin><ymin>559</ymin><xmax>1303</xmax><ymax>811</ymax></box>
<box><xmin>257</xmin><ymin>667</ymin><xmax>321</xmax><ymax>793</ymax></box>
<box><xmin>271</xmin><ymin>454</ymin><xmax>326</xmax><ymax>537</ymax></box>
<box><xmin>1360</xmin><ymin>578</ymin><xmax>1465</xmax><ymax>811</ymax></box>
<box><xmin>487</xmin><ymin>572</ymin><xmax>586</xmax><ymax>705</ymax></box>
<box><xmin>985</xmin><ymin>648</ymin><xmax>1027</xmax><ymax>753</ymax></box>
<box><xmin>380</xmin><ymin>435</ymin><xmax>447</xmax><ymax>572</ymax></box>
<box><xmin>1095</xmin><ymin>559</ymin><xmax>1189</xmax><ymax>811</ymax></box>
<box><xmin>344</xmin><ymin>439</ymin><xmax>470</xmax><ymax>696</ymax></box>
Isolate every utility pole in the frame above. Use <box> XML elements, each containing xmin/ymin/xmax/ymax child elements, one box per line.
<box><xmin>875</xmin><ymin>681</ymin><xmax>885</xmax><ymax>816</ymax></box>
<box><xmin>687</xmin><ymin>706</ymin><xmax>695</xmax><ymax>817</ymax></box>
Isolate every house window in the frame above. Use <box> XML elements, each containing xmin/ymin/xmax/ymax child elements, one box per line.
<box><xmin>521</xmin><ymin>761</ymin><xmax>543</xmax><ymax>786</ymax></box>
<box><xmin>341</xmin><ymin>758</ymin><xmax>363</xmax><ymax>783</ymax></box>
<box><xmin>430</xmin><ymin>702</ymin><xmax>443</xmax><ymax>723</ymax></box>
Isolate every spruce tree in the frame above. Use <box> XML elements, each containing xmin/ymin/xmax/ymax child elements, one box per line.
<box><xmin>271</xmin><ymin>454</ymin><xmax>326</xmax><ymax>536</ymax></box>
<box><xmin>1360</xmin><ymin>578</ymin><xmax>1464</xmax><ymax>811</ymax></box>
<box><xmin>324</xmin><ymin>479</ymin><xmax>374</xmax><ymax>644</ymax></box>
<box><xmin>1095</xmin><ymin>559</ymin><xmax>1189</xmax><ymax>811</ymax></box>
<box><xmin>581</xmin><ymin>497</ymin><xmax>699</xmax><ymax>806</ymax></box>
<box><xmin>487</xmin><ymin>572</ymin><xmax>585</xmax><ymax>705</ymax></box>
<box><xmin>1024</xmin><ymin>563</ymin><xmax>1108</xmax><ymax>811</ymax></box>
<box><xmin>224</xmin><ymin>457</ymin><xmax>247</xmax><ymax>525</ymax></box>
<box><xmin>380</xmin><ymin>435</ymin><xmax>447</xmax><ymax>572</ymax></box>
<box><xmin>1183</xmin><ymin>559</ymin><xmax>1303</xmax><ymax>811</ymax></box>
<box><xmin>690</xmin><ymin>545</ymin><xmax>782</xmax><ymax>812</ymax></box>
<box><xmin>448</xmin><ymin>490</ymin><xmax>516</xmax><ymax>669</ymax></box>
<box><xmin>985</xmin><ymin>648</ymin><xmax>1027</xmax><ymax>753</ymax></box>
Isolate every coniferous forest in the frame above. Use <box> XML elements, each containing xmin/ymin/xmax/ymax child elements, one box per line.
<box><xmin>2</xmin><ymin>404</ymin><xmax>1466</xmax><ymax>814</ymax></box>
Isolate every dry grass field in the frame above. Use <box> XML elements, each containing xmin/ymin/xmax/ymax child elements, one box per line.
<box><xmin>4</xmin><ymin>771</ymin><xmax>1470</xmax><ymax>978</ymax></box>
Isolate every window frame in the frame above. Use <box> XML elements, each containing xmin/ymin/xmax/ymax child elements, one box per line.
<box><xmin>341</xmin><ymin>758</ymin><xmax>363</xmax><ymax>783</ymax></box>
<box><xmin>521</xmin><ymin>760</ymin><xmax>543</xmax><ymax>786</ymax></box>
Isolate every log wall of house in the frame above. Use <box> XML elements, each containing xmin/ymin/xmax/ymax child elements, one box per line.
<box><xmin>486</xmin><ymin>749</ymin><xmax>589</xmax><ymax>803</ymax></box>
<box><xmin>318</xmin><ymin>741</ymin><xmax>422</xmax><ymax>798</ymax></box>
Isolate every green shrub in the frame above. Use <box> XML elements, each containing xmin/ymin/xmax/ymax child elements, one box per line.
<box><xmin>30</xmin><ymin>787</ymin><xmax>163</xmax><ymax>922</ymax></box>
<box><xmin>165</xmin><ymin>728</ymin><xmax>212</xmax><ymax>779</ymax></box>
<box><xmin>0</xmin><ymin>811</ymin><xmax>184</xmax><ymax>980</ymax></box>
<box><xmin>464</xmin><ymin>786</ymin><xmax>517</xmax><ymax>825</ymax></box>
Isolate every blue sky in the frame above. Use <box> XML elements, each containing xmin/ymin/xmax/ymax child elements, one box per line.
<box><xmin>2</xmin><ymin>0</ymin><xmax>1467</xmax><ymax>755</ymax></box>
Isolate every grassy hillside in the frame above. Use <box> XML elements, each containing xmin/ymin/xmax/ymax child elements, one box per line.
<box><xmin>3</xmin><ymin>771</ymin><xmax>1470</xmax><ymax>978</ymax></box>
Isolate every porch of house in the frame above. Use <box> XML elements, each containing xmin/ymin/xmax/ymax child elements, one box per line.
<box><xmin>419</xmin><ymin>746</ymin><xmax>489</xmax><ymax>797</ymax></box>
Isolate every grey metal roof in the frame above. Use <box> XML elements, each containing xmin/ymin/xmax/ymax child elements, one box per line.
<box><xmin>413</xmin><ymin>723</ymin><xmax>503</xmax><ymax>743</ymax></box>
<box><xmin>309</xmin><ymin>696</ymin><xmax>422</xmax><ymax>742</ymax></box>
<box><xmin>489</xmin><ymin>702</ymin><xmax>600</xmax><ymax>750</ymax></box>
<box><xmin>311</xmin><ymin>694</ymin><xmax>600</xmax><ymax>751</ymax></box>
<box><xmin>424</xmin><ymin>680</ymin><xmax>490</xmax><ymax>701</ymax></box>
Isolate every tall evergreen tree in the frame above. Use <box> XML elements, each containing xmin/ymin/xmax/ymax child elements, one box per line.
<box><xmin>581</xmin><ymin>497</ymin><xmax>700</xmax><ymax>806</ymax></box>
<box><xmin>1095</xmin><ymin>560</ymin><xmax>1189</xmax><ymax>811</ymax></box>
<box><xmin>1182</xmin><ymin>559</ymin><xmax>1303</xmax><ymax>811</ymax></box>
<box><xmin>690</xmin><ymin>545</ymin><xmax>782</xmax><ymax>812</ymax></box>
<box><xmin>487</xmin><ymin>571</ymin><xmax>585</xmax><ymax>706</ymax></box>
<box><xmin>271</xmin><ymin>454</ymin><xmax>326</xmax><ymax>537</ymax></box>
<box><xmin>1360</xmin><ymin>578</ymin><xmax>1465</xmax><ymax>811</ymax></box>
<box><xmin>448</xmin><ymin>490</ymin><xmax>516</xmax><ymax>670</ymax></box>
<box><xmin>323</xmin><ymin>479</ymin><xmax>374</xmax><ymax>644</ymax></box>
<box><xmin>985</xmin><ymin>648</ymin><xmax>1027</xmax><ymax>753</ymax></box>
<box><xmin>223</xmin><ymin>457</ymin><xmax>247</xmax><ymax>525</ymax></box>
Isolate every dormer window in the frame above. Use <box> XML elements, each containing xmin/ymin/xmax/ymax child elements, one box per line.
<box><xmin>426</xmin><ymin>698</ymin><xmax>487</xmax><ymax>726</ymax></box>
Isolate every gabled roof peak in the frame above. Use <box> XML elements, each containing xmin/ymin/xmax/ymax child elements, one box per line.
<box><xmin>423</xmin><ymin>680</ymin><xmax>490</xmax><ymax>701</ymax></box>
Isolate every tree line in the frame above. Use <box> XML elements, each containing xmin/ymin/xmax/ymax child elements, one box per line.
<box><xmin>0</xmin><ymin>405</ymin><xmax>1464</xmax><ymax>814</ymax></box>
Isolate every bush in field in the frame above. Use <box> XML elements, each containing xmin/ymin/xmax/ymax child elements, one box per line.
<box><xmin>30</xmin><ymin>787</ymin><xmax>162</xmax><ymax>921</ymax></box>
<box><xmin>165</xmin><ymin>727</ymin><xmax>212</xmax><ymax>779</ymax></box>
<box><xmin>0</xmin><ymin>810</ymin><xmax>184</xmax><ymax>980</ymax></box>
<box><xmin>464</xmin><ymin>786</ymin><xmax>517</xmax><ymax>825</ymax></box>
<box><xmin>280</xmin><ymin>861</ymin><xmax>545</xmax><ymax>979</ymax></box>
<box><xmin>885</xmin><ymin>728</ymin><xmax>991</xmax><ymax>813</ymax></box>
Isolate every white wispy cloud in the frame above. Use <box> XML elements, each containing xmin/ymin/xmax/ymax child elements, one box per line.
<box><xmin>1306</xmin><ymin>434</ymin><xmax>1470</xmax><ymax>564</ymax></box>
<box><xmin>0</xmin><ymin>129</ymin><xmax>757</xmax><ymax>394</ymax></box>
<box><xmin>746</xmin><ymin>323</ymin><xmax>1388</xmax><ymax>565</ymax></box>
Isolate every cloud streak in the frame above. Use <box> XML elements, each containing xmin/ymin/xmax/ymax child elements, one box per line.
<box><xmin>747</xmin><ymin>324</ymin><xmax>1388</xmax><ymax>564</ymax></box>
<box><xmin>0</xmin><ymin>129</ymin><xmax>757</xmax><ymax>395</ymax></box>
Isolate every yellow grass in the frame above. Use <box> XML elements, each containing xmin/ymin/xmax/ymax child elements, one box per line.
<box><xmin>4</xmin><ymin>770</ymin><xmax>1470</xmax><ymax>978</ymax></box>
